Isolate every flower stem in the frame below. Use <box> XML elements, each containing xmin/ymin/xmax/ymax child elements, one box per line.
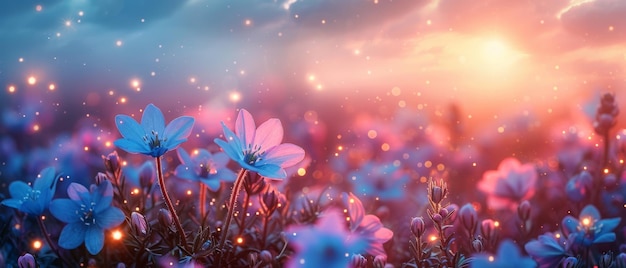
<box><xmin>218</xmin><ymin>169</ymin><xmax>248</xmax><ymax>252</ymax></box>
<box><xmin>37</xmin><ymin>216</ymin><xmax>70</xmax><ymax>267</ymax></box>
<box><xmin>199</xmin><ymin>182</ymin><xmax>206</xmax><ymax>221</ymax></box>
<box><xmin>237</xmin><ymin>189</ymin><xmax>251</xmax><ymax>237</ymax></box>
<box><xmin>155</xmin><ymin>156</ymin><xmax>188</xmax><ymax>250</ymax></box>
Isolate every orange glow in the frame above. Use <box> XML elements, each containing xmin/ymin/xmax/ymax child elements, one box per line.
<box><xmin>48</xmin><ymin>83</ymin><xmax>56</xmax><ymax>91</ymax></box>
<box><xmin>112</xmin><ymin>230</ymin><xmax>123</xmax><ymax>240</ymax></box>
<box><xmin>27</xmin><ymin>76</ymin><xmax>37</xmax><ymax>85</ymax></box>
<box><xmin>32</xmin><ymin>240</ymin><xmax>42</xmax><ymax>250</ymax></box>
<box><xmin>8</xmin><ymin>85</ymin><xmax>16</xmax><ymax>93</ymax></box>
<box><xmin>229</xmin><ymin>91</ymin><xmax>241</xmax><ymax>102</ymax></box>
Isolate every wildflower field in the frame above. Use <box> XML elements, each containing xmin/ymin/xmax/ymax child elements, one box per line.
<box><xmin>2</xmin><ymin>1</ymin><xmax>626</xmax><ymax>267</ymax></box>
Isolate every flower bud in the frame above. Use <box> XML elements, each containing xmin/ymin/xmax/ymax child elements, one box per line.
<box><xmin>244</xmin><ymin>172</ymin><xmax>266</xmax><ymax>194</ymax></box>
<box><xmin>480</xmin><ymin>219</ymin><xmax>497</xmax><ymax>242</ymax></box>
<box><xmin>18</xmin><ymin>253</ymin><xmax>36</xmax><ymax>268</ymax></box>
<box><xmin>131</xmin><ymin>212</ymin><xmax>148</xmax><ymax>236</ymax></box>
<box><xmin>459</xmin><ymin>203</ymin><xmax>477</xmax><ymax>234</ymax></box>
<box><xmin>373</xmin><ymin>255</ymin><xmax>387</xmax><ymax>268</ymax></box>
<box><xmin>139</xmin><ymin>161</ymin><xmax>155</xmax><ymax>190</ymax></box>
<box><xmin>351</xmin><ymin>254</ymin><xmax>366</xmax><ymax>268</ymax></box>
<box><xmin>599</xmin><ymin>252</ymin><xmax>613</xmax><ymax>268</ymax></box>
<box><xmin>116</xmin><ymin>263</ymin><xmax>126</xmax><ymax>268</ymax></box>
<box><xmin>103</xmin><ymin>151</ymin><xmax>121</xmax><ymax>174</ymax></box>
<box><xmin>439</xmin><ymin>207</ymin><xmax>449</xmax><ymax>218</ymax></box>
<box><xmin>260</xmin><ymin>250</ymin><xmax>273</xmax><ymax>264</ymax></box>
<box><xmin>410</xmin><ymin>217</ymin><xmax>426</xmax><ymax>238</ymax></box>
<box><xmin>517</xmin><ymin>200</ymin><xmax>531</xmax><ymax>221</ymax></box>
<box><xmin>471</xmin><ymin>238</ymin><xmax>483</xmax><ymax>253</ymax></box>
<box><xmin>431</xmin><ymin>186</ymin><xmax>444</xmax><ymax>204</ymax></box>
<box><xmin>158</xmin><ymin>208</ymin><xmax>173</xmax><ymax>227</ymax></box>
<box><xmin>261</xmin><ymin>188</ymin><xmax>279</xmax><ymax>214</ymax></box>
<box><xmin>431</xmin><ymin>213</ymin><xmax>443</xmax><ymax>225</ymax></box>
<box><xmin>561</xmin><ymin>256</ymin><xmax>578</xmax><ymax>268</ymax></box>
<box><xmin>615</xmin><ymin>253</ymin><xmax>626</xmax><ymax>268</ymax></box>
<box><xmin>88</xmin><ymin>258</ymin><xmax>97</xmax><ymax>268</ymax></box>
<box><xmin>95</xmin><ymin>172</ymin><xmax>109</xmax><ymax>185</ymax></box>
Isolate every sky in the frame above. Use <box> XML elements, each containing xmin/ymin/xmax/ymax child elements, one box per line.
<box><xmin>1</xmin><ymin>0</ymin><xmax>626</xmax><ymax>142</ymax></box>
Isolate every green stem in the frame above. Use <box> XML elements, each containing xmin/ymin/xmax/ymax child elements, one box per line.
<box><xmin>155</xmin><ymin>156</ymin><xmax>188</xmax><ymax>250</ymax></box>
<box><xmin>218</xmin><ymin>169</ymin><xmax>248</xmax><ymax>251</ymax></box>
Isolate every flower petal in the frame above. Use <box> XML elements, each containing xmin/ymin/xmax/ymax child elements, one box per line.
<box><xmin>599</xmin><ymin>217</ymin><xmax>621</xmax><ymax>233</ymax></box>
<box><xmin>67</xmin><ymin>183</ymin><xmax>89</xmax><ymax>201</ymax></box>
<box><xmin>215</xmin><ymin>132</ymin><xmax>244</xmax><ymax>164</ymax></box>
<box><xmin>163</xmin><ymin>116</ymin><xmax>195</xmax><ymax>149</ymax></box>
<box><xmin>85</xmin><ymin>226</ymin><xmax>105</xmax><ymax>255</ymax></box>
<box><xmin>561</xmin><ymin>216</ymin><xmax>579</xmax><ymax>236</ymax></box>
<box><xmin>58</xmin><ymin>222</ymin><xmax>86</xmax><ymax>250</ymax></box>
<box><xmin>50</xmin><ymin>199</ymin><xmax>81</xmax><ymax>223</ymax></box>
<box><xmin>8</xmin><ymin>181</ymin><xmax>31</xmax><ymax>200</ymax></box>
<box><xmin>175</xmin><ymin>165</ymin><xmax>199</xmax><ymax>181</ymax></box>
<box><xmin>235</xmin><ymin>109</ymin><xmax>256</xmax><ymax>146</ymax></box>
<box><xmin>1</xmin><ymin>199</ymin><xmax>22</xmax><ymax>210</ymax></box>
<box><xmin>141</xmin><ymin>104</ymin><xmax>166</xmax><ymax>134</ymax></box>
<box><xmin>94</xmin><ymin>181</ymin><xmax>114</xmax><ymax>213</ymax></box>
<box><xmin>342</xmin><ymin>192</ymin><xmax>364</xmax><ymax>230</ymax></box>
<box><xmin>579</xmin><ymin>205</ymin><xmax>601</xmax><ymax>221</ymax></box>
<box><xmin>33</xmin><ymin>167</ymin><xmax>56</xmax><ymax>192</ymax></box>
<box><xmin>261</xmin><ymin>143</ymin><xmax>305</xmax><ymax>168</ymax></box>
<box><xmin>114</xmin><ymin>139</ymin><xmax>150</xmax><ymax>155</ymax></box>
<box><xmin>177</xmin><ymin>148</ymin><xmax>193</xmax><ymax>166</ymax></box>
<box><xmin>96</xmin><ymin>207</ymin><xmax>125</xmax><ymax>229</ymax></box>
<box><xmin>212</xmin><ymin>152</ymin><xmax>231</xmax><ymax>168</ymax></box>
<box><xmin>115</xmin><ymin>114</ymin><xmax>145</xmax><ymax>140</ymax></box>
<box><xmin>201</xmin><ymin>179</ymin><xmax>221</xmax><ymax>191</ymax></box>
<box><xmin>253</xmin><ymin>164</ymin><xmax>285</xmax><ymax>179</ymax></box>
<box><xmin>253</xmin><ymin>118</ymin><xmax>283</xmax><ymax>150</ymax></box>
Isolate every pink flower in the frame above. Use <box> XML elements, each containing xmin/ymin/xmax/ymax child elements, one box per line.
<box><xmin>342</xmin><ymin>192</ymin><xmax>394</xmax><ymax>257</ymax></box>
<box><xmin>478</xmin><ymin>157</ymin><xmax>537</xmax><ymax>211</ymax></box>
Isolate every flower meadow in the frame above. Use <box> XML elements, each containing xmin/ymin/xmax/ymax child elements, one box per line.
<box><xmin>3</xmin><ymin>93</ymin><xmax>626</xmax><ymax>268</ymax></box>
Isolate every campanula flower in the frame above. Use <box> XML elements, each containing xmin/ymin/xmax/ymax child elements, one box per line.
<box><xmin>286</xmin><ymin>209</ymin><xmax>366</xmax><ymax>268</ymax></box>
<box><xmin>174</xmin><ymin>148</ymin><xmax>236</xmax><ymax>191</ymax></box>
<box><xmin>478</xmin><ymin>157</ymin><xmax>537</xmax><ymax>211</ymax></box>
<box><xmin>114</xmin><ymin>103</ymin><xmax>195</xmax><ymax>157</ymax></box>
<box><xmin>214</xmin><ymin>109</ymin><xmax>305</xmax><ymax>179</ymax></box>
<box><xmin>561</xmin><ymin>204</ymin><xmax>620</xmax><ymax>247</ymax></box>
<box><xmin>342</xmin><ymin>192</ymin><xmax>393</xmax><ymax>257</ymax></box>
<box><xmin>49</xmin><ymin>180</ymin><xmax>125</xmax><ymax>255</ymax></box>
<box><xmin>1</xmin><ymin>167</ymin><xmax>57</xmax><ymax>216</ymax></box>
<box><xmin>472</xmin><ymin>240</ymin><xmax>536</xmax><ymax>268</ymax></box>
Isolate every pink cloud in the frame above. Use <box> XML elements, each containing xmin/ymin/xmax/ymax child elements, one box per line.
<box><xmin>559</xmin><ymin>0</ymin><xmax>626</xmax><ymax>44</ymax></box>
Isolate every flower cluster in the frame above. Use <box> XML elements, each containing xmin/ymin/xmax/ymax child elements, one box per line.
<box><xmin>2</xmin><ymin>94</ymin><xmax>626</xmax><ymax>268</ymax></box>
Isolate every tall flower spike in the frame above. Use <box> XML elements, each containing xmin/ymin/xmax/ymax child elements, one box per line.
<box><xmin>214</xmin><ymin>109</ymin><xmax>305</xmax><ymax>179</ymax></box>
<box><xmin>114</xmin><ymin>103</ymin><xmax>194</xmax><ymax>157</ymax></box>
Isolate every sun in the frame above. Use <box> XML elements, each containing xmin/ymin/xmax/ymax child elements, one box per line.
<box><xmin>478</xmin><ymin>37</ymin><xmax>527</xmax><ymax>73</ymax></box>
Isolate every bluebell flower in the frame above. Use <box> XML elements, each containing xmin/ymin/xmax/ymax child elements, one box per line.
<box><xmin>214</xmin><ymin>109</ymin><xmax>305</xmax><ymax>179</ymax></box>
<box><xmin>286</xmin><ymin>209</ymin><xmax>366</xmax><ymax>268</ymax></box>
<box><xmin>472</xmin><ymin>239</ymin><xmax>536</xmax><ymax>268</ymax></box>
<box><xmin>175</xmin><ymin>148</ymin><xmax>236</xmax><ymax>191</ymax></box>
<box><xmin>114</xmin><ymin>103</ymin><xmax>195</xmax><ymax>157</ymax></box>
<box><xmin>348</xmin><ymin>161</ymin><xmax>409</xmax><ymax>201</ymax></box>
<box><xmin>525</xmin><ymin>232</ymin><xmax>569</xmax><ymax>268</ymax></box>
<box><xmin>1</xmin><ymin>167</ymin><xmax>57</xmax><ymax>216</ymax></box>
<box><xmin>49</xmin><ymin>180</ymin><xmax>125</xmax><ymax>255</ymax></box>
<box><xmin>561</xmin><ymin>204</ymin><xmax>620</xmax><ymax>247</ymax></box>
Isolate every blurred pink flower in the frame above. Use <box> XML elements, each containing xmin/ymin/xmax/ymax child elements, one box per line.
<box><xmin>478</xmin><ymin>157</ymin><xmax>537</xmax><ymax>211</ymax></box>
<box><xmin>342</xmin><ymin>192</ymin><xmax>394</xmax><ymax>257</ymax></box>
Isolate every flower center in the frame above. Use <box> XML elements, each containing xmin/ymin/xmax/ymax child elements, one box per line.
<box><xmin>78</xmin><ymin>202</ymin><xmax>97</xmax><ymax>226</ymax></box>
<box><xmin>243</xmin><ymin>144</ymin><xmax>265</xmax><ymax>165</ymax></box>
<box><xmin>22</xmin><ymin>189</ymin><xmax>42</xmax><ymax>201</ymax></box>
<box><xmin>199</xmin><ymin>162</ymin><xmax>218</xmax><ymax>177</ymax></box>
<box><xmin>143</xmin><ymin>130</ymin><xmax>166</xmax><ymax>149</ymax></box>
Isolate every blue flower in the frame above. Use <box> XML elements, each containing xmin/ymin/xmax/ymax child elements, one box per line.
<box><xmin>524</xmin><ymin>232</ymin><xmax>569</xmax><ymax>268</ymax></box>
<box><xmin>472</xmin><ymin>240</ymin><xmax>536</xmax><ymax>268</ymax></box>
<box><xmin>49</xmin><ymin>180</ymin><xmax>125</xmax><ymax>255</ymax></box>
<box><xmin>1</xmin><ymin>167</ymin><xmax>57</xmax><ymax>216</ymax></box>
<box><xmin>286</xmin><ymin>209</ymin><xmax>366</xmax><ymax>268</ymax></box>
<box><xmin>561</xmin><ymin>204</ymin><xmax>620</xmax><ymax>247</ymax></box>
<box><xmin>214</xmin><ymin>109</ymin><xmax>305</xmax><ymax>179</ymax></box>
<box><xmin>174</xmin><ymin>148</ymin><xmax>236</xmax><ymax>191</ymax></box>
<box><xmin>114</xmin><ymin>103</ymin><xmax>195</xmax><ymax>157</ymax></box>
<box><xmin>348</xmin><ymin>161</ymin><xmax>409</xmax><ymax>201</ymax></box>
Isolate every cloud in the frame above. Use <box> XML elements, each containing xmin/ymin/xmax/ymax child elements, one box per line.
<box><xmin>559</xmin><ymin>0</ymin><xmax>626</xmax><ymax>44</ymax></box>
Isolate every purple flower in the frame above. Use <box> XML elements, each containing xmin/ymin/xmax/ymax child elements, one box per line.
<box><xmin>478</xmin><ymin>157</ymin><xmax>537</xmax><ymax>211</ymax></box>
<box><xmin>286</xmin><ymin>209</ymin><xmax>365</xmax><ymax>268</ymax></box>
<box><xmin>174</xmin><ymin>148</ymin><xmax>236</xmax><ymax>191</ymax></box>
<box><xmin>49</xmin><ymin>180</ymin><xmax>125</xmax><ymax>255</ymax></box>
<box><xmin>348</xmin><ymin>161</ymin><xmax>409</xmax><ymax>201</ymax></box>
<box><xmin>472</xmin><ymin>240</ymin><xmax>536</xmax><ymax>268</ymax></box>
<box><xmin>561</xmin><ymin>204</ymin><xmax>620</xmax><ymax>247</ymax></box>
<box><xmin>114</xmin><ymin>103</ymin><xmax>195</xmax><ymax>157</ymax></box>
<box><xmin>525</xmin><ymin>232</ymin><xmax>569</xmax><ymax>268</ymax></box>
<box><xmin>342</xmin><ymin>192</ymin><xmax>393</xmax><ymax>257</ymax></box>
<box><xmin>1</xmin><ymin>167</ymin><xmax>57</xmax><ymax>216</ymax></box>
<box><xmin>214</xmin><ymin>109</ymin><xmax>305</xmax><ymax>179</ymax></box>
